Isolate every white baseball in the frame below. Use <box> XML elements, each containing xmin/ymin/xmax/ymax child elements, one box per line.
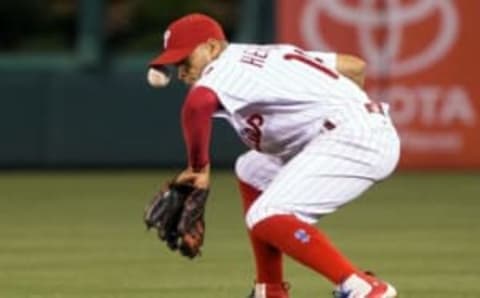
<box><xmin>147</xmin><ymin>67</ymin><xmax>171</xmax><ymax>88</ymax></box>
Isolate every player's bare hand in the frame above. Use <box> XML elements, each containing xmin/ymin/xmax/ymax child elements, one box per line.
<box><xmin>175</xmin><ymin>165</ymin><xmax>210</xmax><ymax>189</ymax></box>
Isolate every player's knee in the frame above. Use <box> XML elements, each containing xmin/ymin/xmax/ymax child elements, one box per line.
<box><xmin>234</xmin><ymin>150</ymin><xmax>257</xmax><ymax>183</ymax></box>
<box><xmin>245</xmin><ymin>200</ymin><xmax>283</xmax><ymax>230</ymax></box>
<box><xmin>235</xmin><ymin>150</ymin><xmax>280</xmax><ymax>192</ymax></box>
<box><xmin>245</xmin><ymin>204</ymin><xmax>261</xmax><ymax>230</ymax></box>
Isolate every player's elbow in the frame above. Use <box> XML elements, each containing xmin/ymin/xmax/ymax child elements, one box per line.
<box><xmin>345</xmin><ymin>56</ymin><xmax>366</xmax><ymax>80</ymax></box>
<box><xmin>337</xmin><ymin>54</ymin><xmax>366</xmax><ymax>87</ymax></box>
<box><xmin>352</xmin><ymin>58</ymin><xmax>366</xmax><ymax>88</ymax></box>
<box><xmin>352</xmin><ymin>57</ymin><xmax>366</xmax><ymax>78</ymax></box>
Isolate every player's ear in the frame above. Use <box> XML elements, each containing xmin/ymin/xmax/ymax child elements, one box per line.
<box><xmin>208</xmin><ymin>39</ymin><xmax>223</xmax><ymax>58</ymax></box>
<box><xmin>206</xmin><ymin>39</ymin><xmax>217</xmax><ymax>51</ymax></box>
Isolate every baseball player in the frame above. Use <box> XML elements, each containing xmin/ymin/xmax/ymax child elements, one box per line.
<box><xmin>148</xmin><ymin>13</ymin><xmax>400</xmax><ymax>298</ymax></box>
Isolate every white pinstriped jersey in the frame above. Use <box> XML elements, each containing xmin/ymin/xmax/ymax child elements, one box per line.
<box><xmin>195</xmin><ymin>43</ymin><xmax>376</xmax><ymax>161</ymax></box>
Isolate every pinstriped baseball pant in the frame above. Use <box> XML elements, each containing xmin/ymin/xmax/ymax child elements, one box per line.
<box><xmin>235</xmin><ymin>114</ymin><xmax>400</xmax><ymax>229</ymax></box>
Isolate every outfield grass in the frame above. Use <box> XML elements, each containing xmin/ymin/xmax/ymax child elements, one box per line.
<box><xmin>0</xmin><ymin>170</ymin><xmax>479</xmax><ymax>298</ymax></box>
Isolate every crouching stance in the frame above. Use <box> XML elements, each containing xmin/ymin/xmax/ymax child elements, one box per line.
<box><xmin>147</xmin><ymin>13</ymin><xmax>400</xmax><ymax>298</ymax></box>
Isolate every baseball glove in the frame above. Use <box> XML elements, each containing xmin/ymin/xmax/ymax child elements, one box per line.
<box><xmin>144</xmin><ymin>182</ymin><xmax>209</xmax><ymax>259</ymax></box>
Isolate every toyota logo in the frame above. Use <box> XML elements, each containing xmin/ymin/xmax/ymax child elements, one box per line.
<box><xmin>301</xmin><ymin>0</ymin><xmax>459</xmax><ymax>78</ymax></box>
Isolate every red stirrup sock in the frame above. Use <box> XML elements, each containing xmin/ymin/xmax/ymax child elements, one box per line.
<box><xmin>251</xmin><ymin>214</ymin><xmax>357</xmax><ymax>284</ymax></box>
<box><xmin>238</xmin><ymin>180</ymin><xmax>284</xmax><ymax>284</ymax></box>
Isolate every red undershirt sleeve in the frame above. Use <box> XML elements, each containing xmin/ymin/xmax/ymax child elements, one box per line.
<box><xmin>181</xmin><ymin>86</ymin><xmax>221</xmax><ymax>171</ymax></box>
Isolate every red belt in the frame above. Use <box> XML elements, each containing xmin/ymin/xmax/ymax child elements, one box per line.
<box><xmin>365</xmin><ymin>102</ymin><xmax>385</xmax><ymax>115</ymax></box>
<box><xmin>323</xmin><ymin>102</ymin><xmax>385</xmax><ymax>131</ymax></box>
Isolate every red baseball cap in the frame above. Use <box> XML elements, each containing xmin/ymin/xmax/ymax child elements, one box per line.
<box><xmin>150</xmin><ymin>13</ymin><xmax>226</xmax><ymax>66</ymax></box>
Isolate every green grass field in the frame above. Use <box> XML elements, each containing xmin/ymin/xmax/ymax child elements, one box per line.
<box><xmin>0</xmin><ymin>170</ymin><xmax>479</xmax><ymax>298</ymax></box>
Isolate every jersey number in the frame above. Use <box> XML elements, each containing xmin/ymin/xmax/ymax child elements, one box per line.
<box><xmin>284</xmin><ymin>49</ymin><xmax>339</xmax><ymax>80</ymax></box>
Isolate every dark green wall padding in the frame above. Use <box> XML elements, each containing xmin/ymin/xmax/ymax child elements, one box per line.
<box><xmin>0</xmin><ymin>68</ymin><xmax>245</xmax><ymax>167</ymax></box>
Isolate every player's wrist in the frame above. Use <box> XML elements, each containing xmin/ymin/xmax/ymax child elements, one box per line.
<box><xmin>176</xmin><ymin>165</ymin><xmax>210</xmax><ymax>189</ymax></box>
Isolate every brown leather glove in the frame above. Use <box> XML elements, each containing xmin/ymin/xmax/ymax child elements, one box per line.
<box><xmin>144</xmin><ymin>182</ymin><xmax>209</xmax><ymax>259</ymax></box>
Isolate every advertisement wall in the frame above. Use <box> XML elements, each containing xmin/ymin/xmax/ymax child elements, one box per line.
<box><xmin>277</xmin><ymin>0</ymin><xmax>480</xmax><ymax>169</ymax></box>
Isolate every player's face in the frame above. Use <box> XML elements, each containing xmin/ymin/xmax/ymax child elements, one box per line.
<box><xmin>176</xmin><ymin>40</ymin><xmax>222</xmax><ymax>85</ymax></box>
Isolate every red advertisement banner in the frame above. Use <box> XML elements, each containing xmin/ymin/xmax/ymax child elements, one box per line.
<box><xmin>277</xmin><ymin>0</ymin><xmax>480</xmax><ymax>169</ymax></box>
